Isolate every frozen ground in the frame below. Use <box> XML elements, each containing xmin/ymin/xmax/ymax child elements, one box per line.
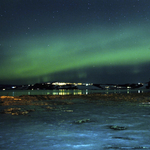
<box><xmin>0</xmin><ymin>98</ymin><xmax>150</xmax><ymax>150</ymax></box>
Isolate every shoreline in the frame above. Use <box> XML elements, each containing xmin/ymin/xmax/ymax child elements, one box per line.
<box><xmin>1</xmin><ymin>92</ymin><xmax>150</xmax><ymax>116</ymax></box>
<box><xmin>0</xmin><ymin>92</ymin><xmax>150</xmax><ymax>106</ymax></box>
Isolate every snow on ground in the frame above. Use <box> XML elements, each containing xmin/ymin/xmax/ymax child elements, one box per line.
<box><xmin>0</xmin><ymin>98</ymin><xmax>150</xmax><ymax>150</ymax></box>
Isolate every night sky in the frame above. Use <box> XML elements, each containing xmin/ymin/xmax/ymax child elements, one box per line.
<box><xmin>1</xmin><ymin>0</ymin><xmax>150</xmax><ymax>85</ymax></box>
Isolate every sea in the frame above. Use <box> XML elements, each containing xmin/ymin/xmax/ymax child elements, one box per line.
<box><xmin>0</xmin><ymin>89</ymin><xmax>150</xmax><ymax>150</ymax></box>
<box><xmin>0</xmin><ymin>88</ymin><xmax>149</xmax><ymax>96</ymax></box>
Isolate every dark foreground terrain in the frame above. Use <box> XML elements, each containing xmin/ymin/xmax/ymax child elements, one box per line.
<box><xmin>0</xmin><ymin>92</ymin><xmax>150</xmax><ymax>149</ymax></box>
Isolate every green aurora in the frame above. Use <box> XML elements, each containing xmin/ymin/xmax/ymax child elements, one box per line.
<box><xmin>0</xmin><ymin>0</ymin><xmax>150</xmax><ymax>84</ymax></box>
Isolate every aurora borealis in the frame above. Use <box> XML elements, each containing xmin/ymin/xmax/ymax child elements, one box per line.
<box><xmin>0</xmin><ymin>0</ymin><xmax>150</xmax><ymax>84</ymax></box>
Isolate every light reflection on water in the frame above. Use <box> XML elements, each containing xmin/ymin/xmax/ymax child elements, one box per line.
<box><xmin>0</xmin><ymin>89</ymin><xmax>149</xmax><ymax>96</ymax></box>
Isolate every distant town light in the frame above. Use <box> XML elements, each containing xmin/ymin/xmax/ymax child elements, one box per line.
<box><xmin>105</xmin><ymin>86</ymin><xmax>109</xmax><ymax>89</ymax></box>
<box><xmin>138</xmin><ymin>82</ymin><xmax>143</xmax><ymax>85</ymax></box>
<box><xmin>77</xmin><ymin>83</ymin><xmax>82</xmax><ymax>85</ymax></box>
<box><xmin>52</xmin><ymin>82</ymin><xmax>66</xmax><ymax>86</ymax></box>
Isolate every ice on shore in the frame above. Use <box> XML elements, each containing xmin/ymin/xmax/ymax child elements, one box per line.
<box><xmin>0</xmin><ymin>98</ymin><xmax>150</xmax><ymax>149</ymax></box>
